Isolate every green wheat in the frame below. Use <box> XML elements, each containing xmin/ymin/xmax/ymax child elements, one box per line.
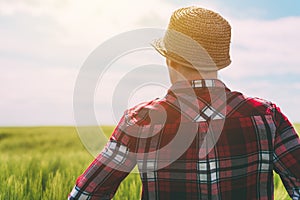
<box><xmin>1</xmin><ymin>125</ymin><xmax>298</xmax><ymax>200</ymax></box>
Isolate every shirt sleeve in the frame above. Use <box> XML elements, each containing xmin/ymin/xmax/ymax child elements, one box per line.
<box><xmin>272</xmin><ymin>105</ymin><xmax>300</xmax><ymax>199</ymax></box>
<box><xmin>68</xmin><ymin>115</ymin><xmax>137</xmax><ymax>200</ymax></box>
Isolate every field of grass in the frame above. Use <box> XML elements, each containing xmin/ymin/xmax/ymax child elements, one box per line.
<box><xmin>0</xmin><ymin>125</ymin><xmax>299</xmax><ymax>200</ymax></box>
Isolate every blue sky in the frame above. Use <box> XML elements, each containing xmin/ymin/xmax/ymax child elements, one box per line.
<box><xmin>174</xmin><ymin>0</ymin><xmax>300</xmax><ymax>19</ymax></box>
<box><xmin>216</xmin><ymin>0</ymin><xmax>300</xmax><ymax>19</ymax></box>
<box><xmin>0</xmin><ymin>0</ymin><xmax>299</xmax><ymax>126</ymax></box>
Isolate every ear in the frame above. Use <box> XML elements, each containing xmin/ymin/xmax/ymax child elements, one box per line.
<box><xmin>166</xmin><ymin>58</ymin><xmax>177</xmax><ymax>69</ymax></box>
<box><xmin>166</xmin><ymin>58</ymin><xmax>171</xmax><ymax>67</ymax></box>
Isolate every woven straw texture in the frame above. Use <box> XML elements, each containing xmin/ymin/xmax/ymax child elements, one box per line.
<box><xmin>152</xmin><ymin>6</ymin><xmax>231</xmax><ymax>71</ymax></box>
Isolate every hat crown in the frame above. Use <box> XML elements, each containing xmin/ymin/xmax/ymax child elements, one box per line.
<box><xmin>168</xmin><ymin>7</ymin><xmax>231</xmax><ymax>41</ymax></box>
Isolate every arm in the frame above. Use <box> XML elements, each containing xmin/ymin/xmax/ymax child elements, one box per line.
<box><xmin>272</xmin><ymin>106</ymin><xmax>300</xmax><ymax>199</ymax></box>
<box><xmin>68</xmin><ymin>117</ymin><xmax>137</xmax><ymax>200</ymax></box>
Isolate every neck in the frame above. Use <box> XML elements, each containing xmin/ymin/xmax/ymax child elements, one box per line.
<box><xmin>168</xmin><ymin>67</ymin><xmax>218</xmax><ymax>84</ymax></box>
<box><xmin>166</xmin><ymin>59</ymin><xmax>218</xmax><ymax>84</ymax></box>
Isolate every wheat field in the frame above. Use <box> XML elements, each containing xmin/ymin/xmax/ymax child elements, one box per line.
<box><xmin>1</xmin><ymin>125</ymin><xmax>299</xmax><ymax>199</ymax></box>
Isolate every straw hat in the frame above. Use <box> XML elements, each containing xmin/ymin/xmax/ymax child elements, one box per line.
<box><xmin>152</xmin><ymin>6</ymin><xmax>231</xmax><ymax>71</ymax></box>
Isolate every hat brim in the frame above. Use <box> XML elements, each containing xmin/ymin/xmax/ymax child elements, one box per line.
<box><xmin>151</xmin><ymin>38</ymin><xmax>230</xmax><ymax>71</ymax></box>
<box><xmin>151</xmin><ymin>38</ymin><xmax>202</xmax><ymax>70</ymax></box>
<box><xmin>151</xmin><ymin>38</ymin><xmax>168</xmax><ymax>58</ymax></box>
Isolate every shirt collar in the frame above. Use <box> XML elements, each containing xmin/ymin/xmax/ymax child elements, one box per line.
<box><xmin>169</xmin><ymin>79</ymin><xmax>227</xmax><ymax>91</ymax></box>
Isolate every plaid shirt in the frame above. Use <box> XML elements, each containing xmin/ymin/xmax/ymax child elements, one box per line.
<box><xmin>69</xmin><ymin>79</ymin><xmax>300</xmax><ymax>200</ymax></box>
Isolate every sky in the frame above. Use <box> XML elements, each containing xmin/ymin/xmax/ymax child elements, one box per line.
<box><xmin>0</xmin><ymin>0</ymin><xmax>299</xmax><ymax>126</ymax></box>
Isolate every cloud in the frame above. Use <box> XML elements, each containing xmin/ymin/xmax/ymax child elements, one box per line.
<box><xmin>0</xmin><ymin>1</ymin><xmax>299</xmax><ymax>125</ymax></box>
<box><xmin>219</xmin><ymin>16</ymin><xmax>300</xmax><ymax>122</ymax></box>
<box><xmin>0</xmin><ymin>57</ymin><xmax>78</xmax><ymax>126</ymax></box>
<box><xmin>94</xmin><ymin>50</ymin><xmax>170</xmax><ymax>124</ymax></box>
<box><xmin>0</xmin><ymin>0</ymin><xmax>180</xmax><ymax>68</ymax></box>
<box><xmin>223</xmin><ymin>17</ymin><xmax>300</xmax><ymax>77</ymax></box>
<box><xmin>0</xmin><ymin>0</ymin><xmax>177</xmax><ymax>46</ymax></box>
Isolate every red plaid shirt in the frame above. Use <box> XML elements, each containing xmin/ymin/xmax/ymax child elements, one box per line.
<box><xmin>69</xmin><ymin>79</ymin><xmax>300</xmax><ymax>200</ymax></box>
